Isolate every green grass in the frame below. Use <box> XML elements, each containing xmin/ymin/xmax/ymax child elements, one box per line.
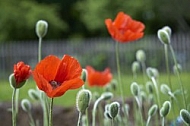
<box><xmin>0</xmin><ymin>72</ymin><xmax>189</xmax><ymax>108</ymax></box>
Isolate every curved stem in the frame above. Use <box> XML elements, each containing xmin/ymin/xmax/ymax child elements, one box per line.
<box><xmin>28</xmin><ymin>112</ymin><xmax>36</xmax><ymax>126</ymax></box>
<box><xmin>135</xmin><ymin>97</ymin><xmax>144</xmax><ymax>126</ymax></box>
<box><xmin>141</xmin><ymin>61</ymin><xmax>147</xmax><ymax>83</ymax></box>
<box><xmin>169</xmin><ymin>45</ymin><xmax>187</xmax><ymax>109</ymax></box>
<box><xmin>92</xmin><ymin>97</ymin><xmax>102</xmax><ymax>126</ymax></box>
<box><xmin>151</xmin><ymin>77</ymin><xmax>161</xmax><ymax>108</ymax></box>
<box><xmin>49</xmin><ymin>98</ymin><xmax>54</xmax><ymax>126</ymax></box>
<box><xmin>146</xmin><ymin>116</ymin><xmax>151</xmax><ymax>126</ymax></box>
<box><xmin>164</xmin><ymin>45</ymin><xmax>172</xmax><ymax>90</ymax></box>
<box><xmin>12</xmin><ymin>88</ymin><xmax>17</xmax><ymax>126</ymax></box>
<box><xmin>115</xmin><ymin>42</ymin><xmax>124</xmax><ymax>103</ymax></box>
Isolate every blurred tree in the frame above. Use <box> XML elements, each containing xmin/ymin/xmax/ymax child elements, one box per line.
<box><xmin>0</xmin><ymin>0</ymin><xmax>68</xmax><ymax>42</ymax></box>
<box><xmin>74</xmin><ymin>0</ymin><xmax>190</xmax><ymax>36</ymax></box>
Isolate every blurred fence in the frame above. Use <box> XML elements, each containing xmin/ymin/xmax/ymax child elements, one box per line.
<box><xmin>0</xmin><ymin>34</ymin><xmax>190</xmax><ymax>79</ymax></box>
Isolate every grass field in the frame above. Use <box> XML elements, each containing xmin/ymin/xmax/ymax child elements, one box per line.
<box><xmin>0</xmin><ymin>72</ymin><xmax>189</xmax><ymax>108</ymax></box>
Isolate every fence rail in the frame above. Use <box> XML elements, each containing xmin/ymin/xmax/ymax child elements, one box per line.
<box><xmin>0</xmin><ymin>34</ymin><xmax>190</xmax><ymax>79</ymax></box>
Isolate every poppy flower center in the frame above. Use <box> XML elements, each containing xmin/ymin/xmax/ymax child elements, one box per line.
<box><xmin>49</xmin><ymin>80</ymin><xmax>61</xmax><ymax>89</ymax></box>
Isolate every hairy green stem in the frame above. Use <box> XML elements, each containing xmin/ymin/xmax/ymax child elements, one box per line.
<box><xmin>169</xmin><ymin>45</ymin><xmax>187</xmax><ymax>109</ymax></box>
<box><xmin>146</xmin><ymin>116</ymin><xmax>151</xmax><ymax>126</ymax></box>
<box><xmin>92</xmin><ymin>97</ymin><xmax>102</xmax><ymax>126</ymax></box>
<box><xmin>115</xmin><ymin>42</ymin><xmax>124</xmax><ymax>103</ymax></box>
<box><xmin>12</xmin><ymin>88</ymin><xmax>17</xmax><ymax>126</ymax></box>
<box><xmin>49</xmin><ymin>98</ymin><xmax>54</xmax><ymax>126</ymax></box>
<box><xmin>38</xmin><ymin>37</ymin><xmax>42</xmax><ymax>62</ymax></box>
<box><xmin>164</xmin><ymin>45</ymin><xmax>172</xmax><ymax>90</ymax></box>
<box><xmin>151</xmin><ymin>77</ymin><xmax>161</xmax><ymax>107</ymax></box>
<box><xmin>77</xmin><ymin>112</ymin><xmax>82</xmax><ymax>126</ymax></box>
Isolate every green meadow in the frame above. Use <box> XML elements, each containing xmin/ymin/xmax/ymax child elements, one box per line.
<box><xmin>0</xmin><ymin>72</ymin><xmax>189</xmax><ymax>108</ymax></box>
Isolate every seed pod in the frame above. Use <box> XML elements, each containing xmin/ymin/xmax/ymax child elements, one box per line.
<box><xmin>21</xmin><ymin>99</ymin><xmax>31</xmax><ymax>112</ymax></box>
<box><xmin>76</xmin><ymin>89</ymin><xmax>92</xmax><ymax>114</ymax></box>
<box><xmin>160</xmin><ymin>101</ymin><xmax>171</xmax><ymax>117</ymax></box>
<box><xmin>108</xmin><ymin>102</ymin><xmax>120</xmax><ymax>119</ymax></box>
<box><xmin>35</xmin><ymin>20</ymin><xmax>48</xmax><ymax>38</ymax></box>
<box><xmin>180</xmin><ymin>109</ymin><xmax>190</xmax><ymax>125</ymax></box>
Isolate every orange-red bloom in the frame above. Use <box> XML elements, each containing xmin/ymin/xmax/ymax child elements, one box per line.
<box><xmin>86</xmin><ymin>66</ymin><xmax>112</xmax><ymax>87</ymax></box>
<box><xmin>33</xmin><ymin>55</ymin><xmax>84</xmax><ymax>98</ymax></box>
<box><xmin>14</xmin><ymin>61</ymin><xmax>31</xmax><ymax>86</ymax></box>
<box><xmin>105</xmin><ymin>11</ymin><xmax>145</xmax><ymax>43</ymax></box>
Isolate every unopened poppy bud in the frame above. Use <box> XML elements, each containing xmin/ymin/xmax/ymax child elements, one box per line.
<box><xmin>146</xmin><ymin>81</ymin><xmax>154</xmax><ymax>94</ymax></box>
<box><xmin>160</xmin><ymin>101</ymin><xmax>171</xmax><ymax>117</ymax></box>
<box><xmin>110</xmin><ymin>79</ymin><xmax>117</xmax><ymax>91</ymax></box>
<box><xmin>173</xmin><ymin>64</ymin><xmax>182</xmax><ymax>75</ymax></box>
<box><xmin>157</xmin><ymin>29</ymin><xmax>170</xmax><ymax>45</ymax></box>
<box><xmin>9</xmin><ymin>73</ymin><xmax>26</xmax><ymax>89</ymax></box>
<box><xmin>140</xmin><ymin>91</ymin><xmax>147</xmax><ymax>102</ymax></box>
<box><xmin>21</xmin><ymin>99</ymin><xmax>31</xmax><ymax>112</ymax></box>
<box><xmin>180</xmin><ymin>109</ymin><xmax>190</xmax><ymax>125</ymax></box>
<box><xmin>76</xmin><ymin>89</ymin><xmax>92</xmax><ymax>114</ymax></box>
<box><xmin>104</xmin><ymin>104</ymin><xmax>112</xmax><ymax>119</ymax></box>
<box><xmin>136</xmin><ymin>50</ymin><xmax>146</xmax><ymax>62</ymax></box>
<box><xmin>81</xmin><ymin>69</ymin><xmax>87</xmax><ymax>82</ymax></box>
<box><xmin>163</xmin><ymin>26</ymin><xmax>172</xmax><ymax>37</ymax></box>
<box><xmin>36</xmin><ymin>20</ymin><xmax>48</xmax><ymax>38</ymax></box>
<box><xmin>101</xmin><ymin>92</ymin><xmax>113</xmax><ymax>100</ymax></box>
<box><xmin>132</xmin><ymin>61</ymin><xmax>140</xmax><ymax>73</ymax></box>
<box><xmin>28</xmin><ymin>89</ymin><xmax>40</xmax><ymax>101</ymax></box>
<box><xmin>146</xmin><ymin>67</ymin><xmax>158</xmax><ymax>79</ymax></box>
<box><xmin>160</xmin><ymin>84</ymin><xmax>171</xmax><ymax>95</ymax></box>
<box><xmin>108</xmin><ymin>102</ymin><xmax>120</xmax><ymax>119</ymax></box>
<box><xmin>130</xmin><ymin>82</ymin><xmax>139</xmax><ymax>96</ymax></box>
<box><xmin>148</xmin><ymin>104</ymin><xmax>158</xmax><ymax>117</ymax></box>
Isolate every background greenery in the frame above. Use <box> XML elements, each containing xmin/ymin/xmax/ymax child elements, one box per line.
<box><xmin>0</xmin><ymin>0</ymin><xmax>190</xmax><ymax>41</ymax></box>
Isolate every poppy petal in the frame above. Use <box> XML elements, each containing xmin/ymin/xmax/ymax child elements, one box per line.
<box><xmin>34</xmin><ymin>55</ymin><xmax>60</xmax><ymax>81</ymax></box>
<box><xmin>54</xmin><ymin>55</ymin><xmax>82</xmax><ymax>83</ymax></box>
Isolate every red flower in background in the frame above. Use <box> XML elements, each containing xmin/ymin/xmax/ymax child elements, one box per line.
<box><xmin>105</xmin><ymin>11</ymin><xmax>145</xmax><ymax>43</ymax></box>
<box><xmin>33</xmin><ymin>55</ymin><xmax>84</xmax><ymax>98</ymax></box>
<box><xmin>86</xmin><ymin>66</ymin><xmax>112</xmax><ymax>87</ymax></box>
<box><xmin>14</xmin><ymin>61</ymin><xmax>31</xmax><ymax>85</ymax></box>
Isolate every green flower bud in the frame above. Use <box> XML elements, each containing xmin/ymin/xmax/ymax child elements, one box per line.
<box><xmin>81</xmin><ymin>69</ymin><xmax>87</xmax><ymax>82</ymax></box>
<box><xmin>140</xmin><ymin>91</ymin><xmax>147</xmax><ymax>102</ymax></box>
<box><xmin>110</xmin><ymin>79</ymin><xmax>117</xmax><ymax>91</ymax></box>
<box><xmin>146</xmin><ymin>67</ymin><xmax>158</xmax><ymax>79</ymax></box>
<box><xmin>173</xmin><ymin>64</ymin><xmax>182</xmax><ymax>75</ymax></box>
<box><xmin>76</xmin><ymin>89</ymin><xmax>92</xmax><ymax>114</ymax></box>
<box><xmin>163</xmin><ymin>26</ymin><xmax>172</xmax><ymax>37</ymax></box>
<box><xmin>136</xmin><ymin>50</ymin><xmax>146</xmax><ymax>62</ymax></box>
<box><xmin>104</xmin><ymin>104</ymin><xmax>112</xmax><ymax>119</ymax></box>
<box><xmin>130</xmin><ymin>82</ymin><xmax>139</xmax><ymax>96</ymax></box>
<box><xmin>180</xmin><ymin>109</ymin><xmax>190</xmax><ymax>125</ymax></box>
<box><xmin>146</xmin><ymin>81</ymin><xmax>154</xmax><ymax>94</ymax></box>
<box><xmin>9</xmin><ymin>73</ymin><xmax>26</xmax><ymax>89</ymax></box>
<box><xmin>157</xmin><ymin>29</ymin><xmax>170</xmax><ymax>45</ymax></box>
<box><xmin>160</xmin><ymin>84</ymin><xmax>171</xmax><ymax>94</ymax></box>
<box><xmin>28</xmin><ymin>89</ymin><xmax>40</xmax><ymax>101</ymax></box>
<box><xmin>160</xmin><ymin>101</ymin><xmax>171</xmax><ymax>117</ymax></box>
<box><xmin>21</xmin><ymin>99</ymin><xmax>31</xmax><ymax>112</ymax></box>
<box><xmin>148</xmin><ymin>104</ymin><xmax>158</xmax><ymax>117</ymax></box>
<box><xmin>132</xmin><ymin>61</ymin><xmax>140</xmax><ymax>73</ymax></box>
<box><xmin>36</xmin><ymin>20</ymin><xmax>48</xmax><ymax>38</ymax></box>
<box><xmin>100</xmin><ymin>92</ymin><xmax>113</xmax><ymax>100</ymax></box>
<box><xmin>108</xmin><ymin>102</ymin><xmax>120</xmax><ymax>119</ymax></box>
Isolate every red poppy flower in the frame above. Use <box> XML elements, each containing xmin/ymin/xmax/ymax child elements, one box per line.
<box><xmin>33</xmin><ymin>55</ymin><xmax>84</xmax><ymax>98</ymax></box>
<box><xmin>86</xmin><ymin>66</ymin><xmax>112</xmax><ymax>87</ymax></box>
<box><xmin>14</xmin><ymin>61</ymin><xmax>31</xmax><ymax>86</ymax></box>
<box><xmin>105</xmin><ymin>11</ymin><xmax>145</xmax><ymax>43</ymax></box>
